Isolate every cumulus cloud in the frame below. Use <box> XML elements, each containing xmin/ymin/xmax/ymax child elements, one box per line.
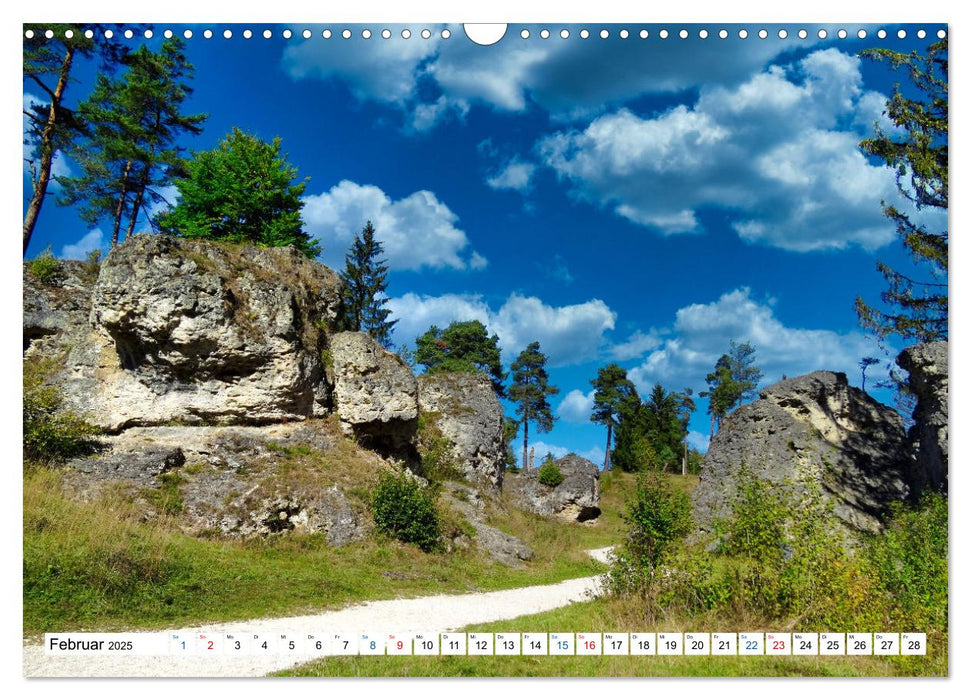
<box><xmin>486</xmin><ymin>158</ymin><xmax>536</xmax><ymax>192</ymax></box>
<box><xmin>627</xmin><ymin>287</ymin><xmax>885</xmax><ymax>395</ymax></box>
<box><xmin>387</xmin><ymin>291</ymin><xmax>616</xmax><ymax>366</ymax></box>
<box><xmin>558</xmin><ymin>389</ymin><xmax>595</xmax><ymax>424</ymax></box>
<box><xmin>609</xmin><ymin>330</ymin><xmax>662</xmax><ymax>361</ymax></box>
<box><xmin>302</xmin><ymin>180</ymin><xmax>485</xmax><ymax>271</ymax></box>
<box><xmin>687</xmin><ymin>431</ymin><xmax>711</xmax><ymax>453</ymax></box>
<box><xmin>60</xmin><ymin>229</ymin><xmax>105</xmax><ymax>260</ymax></box>
<box><xmin>281</xmin><ymin>25</ymin><xmax>821</xmax><ymax>130</ymax></box>
<box><xmin>539</xmin><ymin>48</ymin><xmax>932</xmax><ymax>252</ymax></box>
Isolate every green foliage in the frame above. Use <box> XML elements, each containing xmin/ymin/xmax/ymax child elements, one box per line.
<box><xmin>867</xmin><ymin>492</ymin><xmax>948</xmax><ymax>635</ymax></box>
<box><xmin>612</xmin><ymin>383</ymin><xmax>693</xmax><ymax>473</ymax></box>
<box><xmin>78</xmin><ymin>248</ymin><xmax>102</xmax><ymax>284</ymax></box>
<box><xmin>26</xmin><ymin>246</ymin><xmax>62</xmax><ymax>285</ymax></box>
<box><xmin>856</xmin><ymin>39</ymin><xmax>948</xmax><ymax>342</ymax></box>
<box><xmin>622</xmin><ymin>472</ymin><xmax>692</xmax><ymax>569</ymax></box>
<box><xmin>371</xmin><ymin>471</ymin><xmax>442</xmax><ymax>552</ymax></box>
<box><xmin>58</xmin><ymin>39</ymin><xmax>206</xmax><ymax>248</ymax></box>
<box><xmin>590</xmin><ymin>363</ymin><xmax>637</xmax><ymax>470</ymax></box>
<box><xmin>157</xmin><ymin>127</ymin><xmax>319</xmax><ymax>257</ymax></box>
<box><xmin>23</xmin><ymin>358</ymin><xmax>99</xmax><ymax>462</ymax></box>
<box><xmin>414</xmin><ymin>320</ymin><xmax>506</xmax><ymax>396</ymax></box>
<box><xmin>537</xmin><ymin>458</ymin><xmax>564</xmax><ymax>488</ymax></box>
<box><xmin>338</xmin><ymin>221</ymin><xmax>396</xmax><ymax>347</ymax></box>
<box><xmin>509</xmin><ymin>341</ymin><xmax>559</xmax><ymax>470</ymax></box>
<box><xmin>416</xmin><ymin>414</ymin><xmax>463</xmax><ymax>483</ymax></box>
<box><xmin>700</xmin><ymin>341</ymin><xmax>762</xmax><ymax>436</ymax></box>
<box><xmin>502</xmin><ymin>416</ymin><xmax>520</xmax><ymax>471</ymax></box>
<box><xmin>143</xmin><ymin>471</ymin><xmax>187</xmax><ymax>515</ymax></box>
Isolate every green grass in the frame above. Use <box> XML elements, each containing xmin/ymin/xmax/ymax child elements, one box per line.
<box><xmin>277</xmin><ymin>596</ymin><xmax>937</xmax><ymax>677</ymax></box>
<box><xmin>23</xmin><ymin>463</ymin><xmax>610</xmax><ymax>638</ymax></box>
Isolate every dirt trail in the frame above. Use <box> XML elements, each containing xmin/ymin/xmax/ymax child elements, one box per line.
<box><xmin>24</xmin><ymin>548</ymin><xmax>614</xmax><ymax>677</ymax></box>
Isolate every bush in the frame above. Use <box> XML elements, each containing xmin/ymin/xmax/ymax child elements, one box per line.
<box><xmin>27</xmin><ymin>246</ymin><xmax>62</xmax><ymax>286</ymax></box>
<box><xmin>537</xmin><ymin>458</ymin><xmax>564</xmax><ymax>487</ymax></box>
<box><xmin>371</xmin><ymin>471</ymin><xmax>441</xmax><ymax>552</ymax></box>
<box><xmin>24</xmin><ymin>359</ymin><xmax>99</xmax><ymax>463</ymax></box>
<box><xmin>623</xmin><ymin>472</ymin><xmax>692</xmax><ymax>568</ymax></box>
<box><xmin>416</xmin><ymin>414</ymin><xmax>462</xmax><ymax>483</ymax></box>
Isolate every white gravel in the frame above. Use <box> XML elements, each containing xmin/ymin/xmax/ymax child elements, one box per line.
<box><xmin>23</xmin><ymin>549</ymin><xmax>610</xmax><ymax>678</ymax></box>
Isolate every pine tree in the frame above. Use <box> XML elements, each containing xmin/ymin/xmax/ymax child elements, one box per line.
<box><xmin>855</xmin><ymin>39</ymin><xmax>948</xmax><ymax>342</ymax></box>
<box><xmin>414</xmin><ymin>320</ymin><xmax>506</xmax><ymax>396</ymax></box>
<box><xmin>22</xmin><ymin>24</ymin><xmax>123</xmax><ymax>254</ymax></box>
<box><xmin>58</xmin><ymin>38</ymin><xmax>206</xmax><ymax>249</ymax></box>
<box><xmin>590</xmin><ymin>363</ymin><xmax>637</xmax><ymax>471</ymax></box>
<box><xmin>509</xmin><ymin>342</ymin><xmax>559</xmax><ymax>470</ymax></box>
<box><xmin>339</xmin><ymin>221</ymin><xmax>396</xmax><ymax>347</ymax></box>
<box><xmin>157</xmin><ymin>128</ymin><xmax>319</xmax><ymax>257</ymax></box>
<box><xmin>700</xmin><ymin>341</ymin><xmax>762</xmax><ymax>438</ymax></box>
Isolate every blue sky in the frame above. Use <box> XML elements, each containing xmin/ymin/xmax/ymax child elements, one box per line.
<box><xmin>23</xmin><ymin>23</ymin><xmax>948</xmax><ymax>465</ymax></box>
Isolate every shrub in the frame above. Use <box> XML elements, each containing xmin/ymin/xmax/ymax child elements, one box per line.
<box><xmin>27</xmin><ymin>246</ymin><xmax>62</xmax><ymax>286</ymax></box>
<box><xmin>371</xmin><ymin>471</ymin><xmax>441</xmax><ymax>552</ymax></box>
<box><xmin>78</xmin><ymin>248</ymin><xmax>102</xmax><ymax>284</ymax></box>
<box><xmin>23</xmin><ymin>358</ymin><xmax>99</xmax><ymax>463</ymax></box>
<box><xmin>537</xmin><ymin>458</ymin><xmax>564</xmax><ymax>487</ymax></box>
<box><xmin>623</xmin><ymin>472</ymin><xmax>692</xmax><ymax>568</ymax></box>
<box><xmin>416</xmin><ymin>414</ymin><xmax>462</xmax><ymax>483</ymax></box>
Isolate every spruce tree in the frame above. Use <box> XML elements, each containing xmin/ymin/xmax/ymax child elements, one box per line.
<box><xmin>158</xmin><ymin>128</ymin><xmax>319</xmax><ymax>257</ymax></box>
<box><xmin>855</xmin><ymin>39</ymin><xmax>948</xmax><ymax>342</ymax></box>
<box><xmin>590</xmin><ymin>363</ymin><xmax>637</xmax><ymax>471</ymax></box>
<box><xmin>509</xmin><ymin>342</ymin><xmax>559</xmax><ymax>470</ymax></box>
<box><xmin>339</xmin><ymin>221</ymin><xmax>397</xmax><ymax>347</ymax></box>
<box><xmin>58</xmin><ymin>38</ymin><xmax>206</xmax><ymax>248</ymax></box>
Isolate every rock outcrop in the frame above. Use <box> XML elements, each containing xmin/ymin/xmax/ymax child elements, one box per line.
<box><xmin>508</xmin><ymin>454</ymin><xmax>601</xmax><ymax>522</ymax></box>
<box><xmin>32</xmin><ymin>235</ymin><xmax>342</xmax><ymax>430</ymax></box>
<box><xmin>330</xmin><ymin>331</ymin><xmax>418</xmax><ymax>458</ymax></box>
<box><xmin>897</xmin><ymin>341</ymin><xmax>948</xmax><ymax>494</ymax></box>
<box><xmin>692</xmin><ymin>371</ymin><xmax>913</xmax><ymax>534</ymax></box>
<box><xmin>23</xmin><ymin>260</ymin><xmax>95</xmax><ymax>354</ymax></box>
<box><xmin>418</xmin><ymin>372</ymin><xmax>505</xmax><ymax>490</ymax></box>
<box><xmin>442</xmin><ymin>482</ymin><xmax>534</xmax><ymax>568</ymax></box>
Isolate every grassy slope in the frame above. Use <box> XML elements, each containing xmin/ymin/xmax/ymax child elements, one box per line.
<box><xmin>23</xmin><ymin>458</ymin><xmax>636</xmax><ymax>637</ymax></box>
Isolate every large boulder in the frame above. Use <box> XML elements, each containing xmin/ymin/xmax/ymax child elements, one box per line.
<box><xmin>32</xmin><ymin>235</ymin><xmax>342</xmax><ymax>430</ymax></box>
<box><xmin>897</xmin><ymin>341</ymin><xmax>948</xmax><ymax>494</ymax></box>
<box><xmin>508</xmin><ymin>454</ymin><xmax>601</xmax><ymax>522</ymax></box>
<box><xmin>418</xmin><ymin>372</ymin><xmax>505</xmax><ymax>490</ymax></box>
<box><xmin>693</xmin><ymin>371</ymin><xmax>913</xmax><ymax>534</ymax></box>
<box><xmin>330</xmin><ymin>331</ymin><xmax>418</xmax><ymax>458</ymax></box>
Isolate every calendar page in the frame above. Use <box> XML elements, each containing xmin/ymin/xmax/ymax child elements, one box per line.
<box><xmin>20</xmin><ymin>8</ymin><xmax>949</xmax><ymax>682</ymax></box>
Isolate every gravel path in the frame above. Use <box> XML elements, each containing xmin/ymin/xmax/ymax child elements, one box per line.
<box><xmin>24</xmin><ymin>549</ymin><xmax>611</xmax><ymax>678</ymax></box>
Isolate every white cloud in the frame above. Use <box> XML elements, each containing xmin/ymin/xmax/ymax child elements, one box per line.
<box><xmin>627</xmin><ymin>287</ymin><xmax>885</xmax><ymax>396</ymax></box>
<box><xmin>281</xmin><ymin>24</ymin><xmax>823</xmax><ymax>131</ymax></box>
<box><xmin>387</xmin><ymin>291</ymin><xmax>616</xmax><ymax>367</ymax></box>
<box><xmin>558</xmin><ymin>389</ymin><xmax>595</xmax><ymax>424</ymax></box>
<box><xmin>60</xmin><ymin>229</ymin><xmax>105</xmax><ymax>260</ymax></box>
<box><xmin>687</xmin><ymin>431</ymin><xmax>710</xmax><ymax>453</ymax></box>
<box><xmin>609</xmin><ymin>330</ymin><xmax>662</xmax><ymax>361</ymax></box>
<box><xmin>486</xmin><ymin>158</ymin><xmax>536</xmax><ymax>193</ymax></box>
<box><xmin>538</xmin><ymin>48</ymin><xmax>926</xmax><ymax>252</ymax></box>
<box><xmin>512</xmin><ymin>440</ymin><xmax>605</xmax><ymax>469</ymax></box>
<box><xmin>302</xmin><ymin>180</ymin><xmax>485</xmax><ymax>272</ymax></box>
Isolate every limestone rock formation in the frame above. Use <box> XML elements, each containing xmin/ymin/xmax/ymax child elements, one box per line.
<box><xmin>442</xmin><ymin>482</ymin><xmax>534</xmax><ymax>567</ymax></box>
<box><xmin>330</xmin><ymin>331</ymin><xmax>418</xmax><ymax>457</ymax></box>
<box><xmin>692</xmin><ymin>371</ymin><xmax>913</xmax><ymax>534</ymax></box>
<box><xmin>509</xmin><ymin>454</ymin><xmax>601</xmax><ymax>522</ymax></box>
<box><xmin>29</xmin><ymin>235</ymin><xmax>342</xmax><ymax>430</ymax></box>
<box><xmin>418</xmin><ymin>372</ymin><xmax>506</xmax><ymax>490</ymax></box>
<box><xmin>897</xmin><ymin>341</ymin><xmax>948</xmax><ymax>494</ymax></box>
<box><xmin>23</xmin><ymin>260</ymin><xmax>95</xmax><ymax>354</ymax></box>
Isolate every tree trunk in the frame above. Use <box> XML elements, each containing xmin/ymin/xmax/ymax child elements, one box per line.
<box><xmin>709</xmin><ymin>411</ymin><xmax>716</xmax><ymax>441</ymax></box>
<box><xmin>604</xmin><ymin>423</ymin><xmax>612</xmax><ymax>471</ymax></box>
<box><xmin>522</xmin><ymin>419</ymin><xmax>529</xmax><ymax>471</ymax></box>
<box><xmin>23</xmin><ymin>46</ymin><xmax>75</xmax><ymax>255</ymax></box>
<box><xmin>110</xmin><ymin>161</ymin><xmax>133</xmax><ymax>248</ymax></box>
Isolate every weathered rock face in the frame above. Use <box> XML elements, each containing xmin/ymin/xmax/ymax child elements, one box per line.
<box><xmin>61</xmin><ymin>423</ymin><xmax>370</xmax><ymax>546</ymax></box>
<box><xmin>24</xmin><ymin>260</ymin><xmax>96</xmax><ymax>354</ymax></box>
<box><xmin>442</xmin><ymin>482</ymin><xmax>534</xmax><ymax>568</ymax></box>
<box><xmin>418</xmin><ymin>372</ymin><xmax>505</xmax><ymax>490</ymax></box>
<box><xmin>30</xmin><ymin>235</ymin><xmax>342</xmax><ymax>430</ymax></box>
<box><xmin>693</xmin><ymin>371</ymin><xmax>913</xmax><ymax>534</ymax></box>
<box><xmin>897</xmin><ymin>341</ymin><xmax>948</xmax><ymax>494</ymax></box>
<box><xmin>509</xmin><ymin>454</ymin><xmax>602</xmax><ymax>522</ymax></box>
<box><xmin>330</xmin><ymin>331</ymin><xmax>418</xmax><ymax>458</ymax></box>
